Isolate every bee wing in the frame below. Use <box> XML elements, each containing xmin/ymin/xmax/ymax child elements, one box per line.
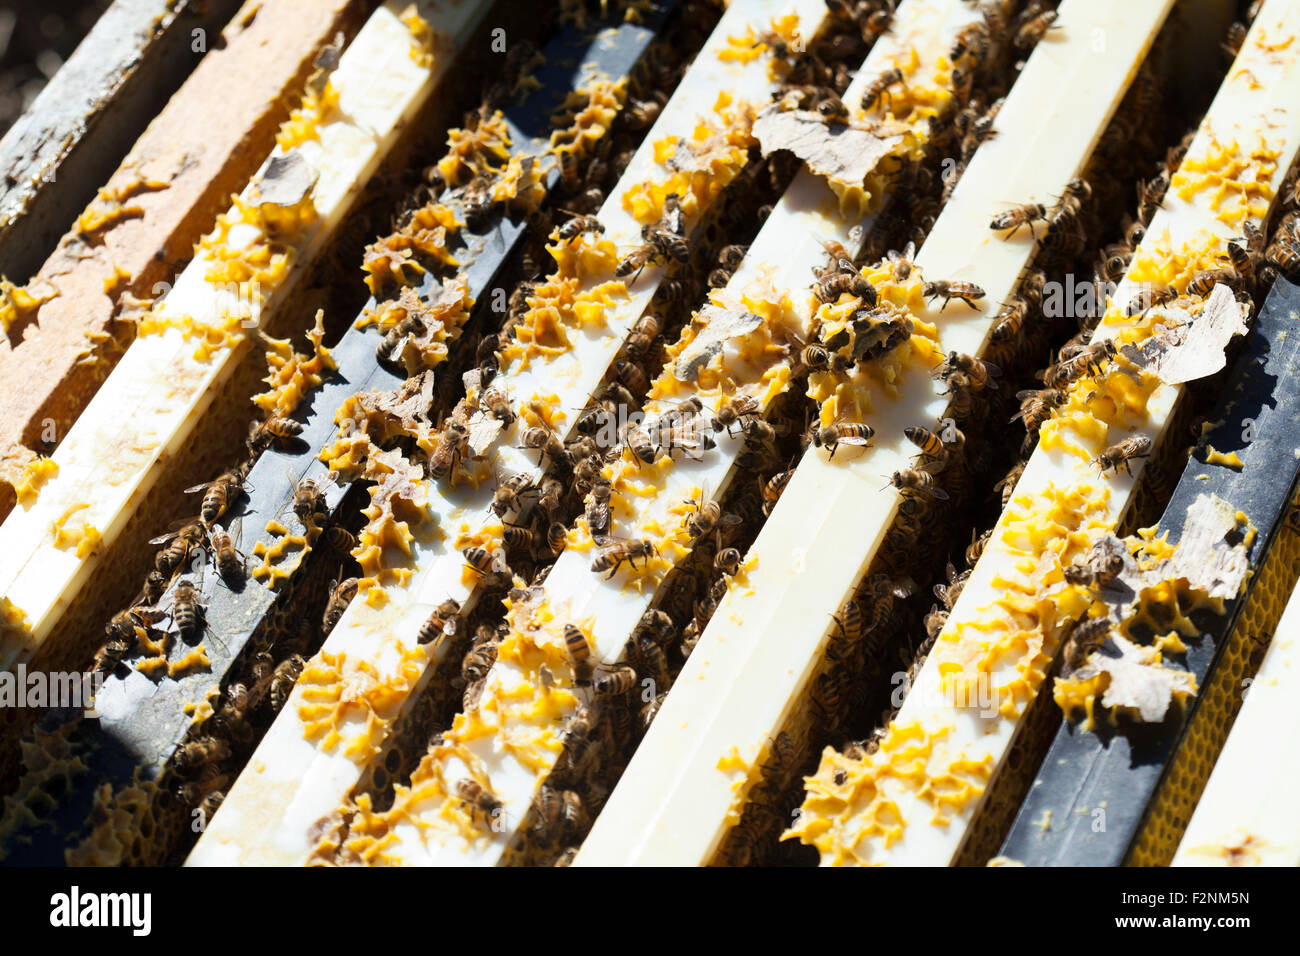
<box><xmin>834</xmin><ymin>435</ymin><xmax>872</xmax><ymax>447</ymax></box>
<box><xmin>720</xmin><ymin>514</ymin><xmax>744</xmax><ymax>527</ymax></box>
<box><xmin>149</xmin><ymin>517</ymin><xmax>201</xmax><ymax>544</ymax></box>
<box><xmin>184</xmin><ymin>481</ymin><xmax>213</xmax><ymax>494</ymax></box>
<box><xmin>982</xmin><ymin>359</ymin><xmax>1002</xmax><ymax>377</ymax></box>
<box><xmin>926</xmin><ymin>486</ymin><xmax>951</xmax><ymax>501</ymax></box>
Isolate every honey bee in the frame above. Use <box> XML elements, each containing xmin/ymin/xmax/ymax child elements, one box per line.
<box><xmin>585</xmin><ymin>478</ymin><xmax>612</xmax><ymax>537</ymax></box>
<box><xmin>1267</xmin><ymin>228</ymin><xmax>1300</xmax><ymax>276</ymax></box>
<box><xmin>287</xmin><ymin>467</ymin><xmax>334</xmax><ymax>524</ymax></box>
<box><xmin>462</xmin><ymin>640</ymin><xmax>498</xmax><ymax>684</ymax></box>
<box><xmin>808</xmin><ymin>419</ymin><xmax>874</xmax><ymax>459</ymax></box>
<box><xmin>1094</xmin><ymin>434</ymin><xmax>1152</xmax><ymax>475</ymax></box>
<box><xmin>659</xmin><ymin>420</ymin><xmax>715</xmax><ymax>459</ymax></box>
<box><xmin>140</xmin><ymin>569</ymin><xmax>168</xmax><ymax>606</ymax></box>
<box><xmin>683</xmin><ymin>494</ymin><xmax>741</xmax><ymax>543</ymax></box>
<box><xmin>520</xmin><ymin>424</ymin><xmax>567</xmax><ymax>466</ymax></box>
<box><xmin>1137</xmin><ymin>170</ymin><xmax>1170</xmax><ymax>226</ymax></box>
<box><xmin>1186</xmin><ymin>268</ymin><xmax>1240</xmax><ymax>298</ymax></box>
<box><xmin>860</xmin><ymin>67</ymin><xmax>905</xmax><ymax>112</ymax></box>
<box><xmin>320</xmin><ymin>524</ymin><xmax>356</xmax><ymax>554</ymax></box>
<box><xmin>1042</xmin><ymin>339</ymin><xmax>1117</xmax><ymax>388</ymax></box>
<box><xmin>814</xmin><ymin>270</ymin><xmax>876</xmax><ymax>305</ymax></box>
<box><xmin>591</xmin><ymin>535</ymin><xmax>658</xmax><ymax>578</ymax></box>
<box><xmin>615</xmin><ymin>358</ymin><xmax>648</xmax><ymax>395</ymax></box>
<box><xmin>150</xmin><ymin>520</ymin><xmax>206</xmax><ymax>577</ymax></box>
<box><xmin>1061</xmin><ymin>617</ymin><xmax>1112</xmax><ymax>676</ymax></box>
<box><xmin>887</xmin><ymin>469</ymin><xmax>949</xmax><ymax>500</ymax></box>
<box><xmin>456</xmin><ymin>778</ymin><xmax>503</xmax><ymax>829</ymax></box>
<box><xmin>186</xmin><ymin>469</ymin><xmax>245</xmax><ymax>526</ymax></box>
<box><xmin>270</xmin><ymin>654</ymin><xmax>305</xmax><ymax>711</ymax></box>
<box><xmin>378</xmin><ymin>310</ymin><xmax>425</xmax><ymax>363</ymax></box>
<box><xmin>923</xmin><ymin>279</ymin><xmax>985</xmax><ymax>311</ymax></box>
<box><xmin>626</xmin><ymin>94</ymin><xmax>664</xmax><ymax>130</ymax></box>
<box><xmin>937</xmin><ymin>352</ymin><xmax>999</xmax><ymax>389</ymax></box>
<box><xmin>995</xmin><ymin>459</ymin><xmax>1026</xmax><ymax>509</ymax></box>
<box><xmin>624</xmin><ymin>422</ymin><xmax>659</xmax><ymax>467</ymax></box>
<box><xmin>416</xmin><ymin>598</ymin><xmax>461</xmax><ymax>647</ymax></box>
<box><xmin>563</xmin><ymin>622</ymin><xmax>593</xmax><ymax>674</ymax></box>
<box><xmin>1226</xmin><ymin>233</ymin><xmax>1258</xmax><ymax>288</ymax></box>
<box><xmin>715</xmin><ymin>547</ymin><xmax>742</xmax><ymax>575</ymax></box>
<box><xmin>1064</xmin><ymin>549</ymin><xmax>1125</xmax><ymax>589</ymax></box>
<box><xmin>623</xmin><ymin>312</ymin><xmax>663</xmax><ymax>361</ymax></box>
<box><xmin>1013</xmin><ymin>387</ymin><xmax>1066</xmax><ymax>433</ymax></box>
<box><xmin>546</xmin><ymin>521</ymin><xmax>567</xmax><ymax>557</ymax></box>
<box><xmin>556</xmin><ymin>211</ymin><xmax>604</xmax><ymax>243</ymax></box>
<box><xmin>933</xmin><ymin>562</ymin><xmax>970</xmax><ymax>611</ymax></box>
<box><xmin>536</xmin><ymin>477</ymin><xmax>564</xmax><ymax>521</ymax></box>
<box><xmin>950</xmin><ymin>20</ymin><xmax>991</xmax><ymax>64</ymax></box>
<box><xmin>966</xmin><ymin>527</ymin><xmax>992</xmax><ymax>567</ymax></box>
<box><xmin>492</xmin><ymin>472</ymin><xmax>534</xmax><ymax>518</ymax></box>
<box><xmin>904</xmin><ymin>425</ymin><xmax>956</xmax><ymax>470</ymax></box>
<box><xmin>990</xmin><ymin>203</ymin><xmax>1048</xmax><ymax>239</ymax></box>
<box><xmin>712</xmin><ymin>394</ymin><xmax>760</xmax><ymax>435</ymax></box>
<box><xmin>430</xmin><ymin>419</ymin><xmax>470</xmax><ymax>481</ymax></box>
<box><xmin>761</xmin><ymin>468</ymin><xmax>795</xmax><ymax>515</ymax></box>
<box><xmin>1015</xmin><ymin>9</ymin><xmax>1060</xmax><ymax>51</ymax></box>
<box><xmin>248</xmin><ymin>416</ymin><xmax>303</xmax><ymax>451</ymax></box>
<box><xmin>502</xmin><ymin>523</ymin><xmax>535</xmax><ymax>552</ymax></box>
<box><xmin>322</xmin><ymin>576</ymin><xmax>359</xmax><ymax>632</ymax></box>
<box><xmin>532</xmin><ymin>783</ymin><xmax>586</xmax><ymax>842</ymax></box>
<box><xmin>817</xmin><ymin>93</ymin><xmax>850</xmax><ymax>123</ymax></box>
<box><xmin>990</xmin><ymin>297</ymin><xmax>1029</xmax><ymax>343</ymax></box>
<box><xmin>481</xmin><ymin>386</ymin><xmax>514</xmax><ymax>425</ymax></box>
<box><xmin>210</xmin><ymin>518</ymin><xmax>245</xmax><ymax>585</ymax></box>
<box><xmin>463</xmin><ymin>546</ymin><xmax>507</xmax><ymax>578</ymax></box>
<box><xmin>614</xmin><ymin>244</ymin><xmax>661</xmax><ymax>285</ymax></box>
<box><xmin>173</xmin><ymin>735</ymin><xmax>230</xmax><ymax>773</ymax></box>
<box><xmin>172</xmin><ymin>579</ymin><xmax>204</xmax><ymax>641</ymax></box>
<box><xmin>593</xmin><ymin>663</ymin><xmax>637</xmax><ymax>697</ymax></box>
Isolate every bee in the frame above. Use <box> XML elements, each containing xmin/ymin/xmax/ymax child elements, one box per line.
<box><xmin>177</xmin><ymin>766</ymin><xmax>230</xmax><ymax>809</ymax></box>
<box><xmin>645</xmin><ymin>226</ymin><xmax>690</xmax><ymax>264</ymax></box>
<box><xmin>536</xmin><ymin>477</ymin><xmax>564</xmax><ymax>521</ymax></box>
<box><xmin>719</xmin><ymin>244</ymin><xmax>748</xmax><ymax>270</ymax></box>
<box><xmin>462</xmin><ymin>640</ymin><xmax>498</xmax><ymax>684</ymax></box>
<box><xmin>140</xmin><ymin>569</ymin><xmax>169</xmax><ymax>606</ymax></box>
<box><xmin>861</xmin><ymin>67</ymin><xmax>905</xmax><ymax>112</ymax></box>
<box><xmin>1015</xmin><ymin>9</ymin><xmax>1060</xmax><ymax>51</ymax></box>
<box><xmin>585</xmin><ymin>478</ymin><xmax>612</xmax><ymax>537</ymax></box>
<box><xmin>924</xmin><ymin>280</ymin><xmax>986</xmax><ymax>311</ymax></box>
<box><xmin>614</xmin><ymin>245</ymin><xmax>655</xmax><ymax>285</ymax></box>
<box><xmin>639</xmin><ymin>691</ymin><xmax>667</xmax><ymax>732</ymax></box>
<box><xmin>287</xmin><ymin>468</ymin><xmax>334</xmax><ymax>524</ymax></box>
<box><xmin>933</xmin><ymin>562</ymin><xmax>970</xmax><ymax>611</ymax></box>
<box><xmin>904</xmin><ymin>425</ymin><xmax>955</xmax><ymax>469</ymax></box>
<box><xmin>1061</xmin><ymin>617</ymin><xmax>1112</xmax><ymax>677</ymax></box>
<box><xmin>150</xmin><ymin>521</ymin><xmax>207</xmax><ymax>576</ymax></box>
<box><xmin>575</xmin><ymin>399</ymin><xmax>614</xmax><ymax>436</ymax></box>
<box><xmin>1267</xmin><ymin>228</ymin><xmax>1300</xmax><ymax>276</ymax></box>
<box><xmin>1094</xmin><ymin>434</ymin><xmax>1152</xmax><ymax>475</ymax></box>
<box><xmin>1042</xmin><ymin>339</ymin><xmax>1117</xmax><ymax>388</ymax></box>
<box><xmin>520</xmin><ymin>424</ymin><xmax>567</xmax><ymax>466</ymax></box>
<box><xmin>546</xmin><ymin>521</ymin><xmax>567</xmax><ymax>556</ymax></box>
<box><xmin>248</xmin><ymin>416</ymin><xmax>303</xmax><ymax>450</ymax></box>
<box><xmin>814</xmin><ymin>270</ymin><xmax>876</xmax><ymax>305</ymax></box>
<box><xmin>1137</xmin><ymin>170</ymin><xmax>1169</xmax><ymax>225</ymax></box>
<box><xmin>186</xmin><ymin>469</ymin><xmax>244</xmax><ymax>526</ymax></box>
<box><xmin>1064</xmin><ymin>550</ymin><xmax>1125</xmax><ymax>589</ymax></box>
<box><xmin>990</xmin><ymin>297</ymin><xmax>1029</xmax><ymax>343</ymax></box>
<box><xmin>321</xmin><ymin>524</ymin><xmax>356</xmax><ymax>554</ymax></box>
<box><xmin>1186</xmin><ymin>268</ymin><xmax>1239</xmax><ymax>298</ymax></box>
<box><xmin>378</xmin><ymin>309</ymin><xmax>425</xmax><ymax>362</ymax></box>
<box><xmin>1013</xmin><ymin>387</ymin><xmax>1067</xmax><ymax>433</ymax></box>
<box><xmin>887</xmin><ymin>469</ymin><xmax>949</xmax><ymax>500</ymax></box>
<box><xmin>808</xmin><ymin>419</ymin><xmax>874</xmax><ymax>459</ymax></box>
<box><xmin>173</xmin><ymin>735</ymin><xmax>230</xmax><ymax>773</ymax></box>
<box><xmin>270</xmin><ymin>654</ymin><xmax>305</xmax><ymax>711</ymax></box>
<box><xmin>624</xmin><ymin>422</ymin><xmax>658</xmax><ymax>467</ymax></box>
<box><xmin>937</xmin><ymin>352</ymin><xmax>999</xmax><ymax>389</ymax></box>
<box><xmin>712</xmin><ymin>394</ymin><xmax>760</xmax><ymax>435</ymax></box>
<box><xmin>761</xmin><ymin>468</ymin><xmax>794</xmax><ymax>515</ymax></box>
<box><xmin>966</xmin><ymin>527</ymin><xmax>992</xmax><ymax>567</ymax></box>
<box><xmin>172</xmin><ymin>579</ymin><xmax>204</xmax><ymax>641</ymax></box>
<box><xmin>556</xmin><ymin>212</ymin><xmax>604</xmax><ymax>243</ymax></box>
<box><xmin>660</xmin><ymin>420</ymin><xmax>715</xmax><ymax>460</ymax></box>
<box><xmin>626</xmin><ymin>95</ymin><xmax>664</xmax><ymax>130</ymax></box>
<box><xmin>615</xmin><ymin>358</ymin><xmax>648</xmax><ymax>396</ymax></box>
<box><xmin>210</xmin><ymin>518</ymin><xmax>245</xmax><ymax>585</ymax></box>
<box><xmin>563</xmin><ymin>623</ymin><xmax>593</xmax><ymax>674</ymax></box>
<box><xmin>430</xmin><ymin>420</ymin><xmax>470</xmax><ymax>481</ymax></box>
<box><xmin>322</xmin><ymin>576</ymin><xmax>359</xmax><ymax>632</ymax></box>
<box><xmin>924</xmin><ymin>606</ymin><xmax>949</xmax><ymax>641</ymax></box>
<box><xmin>502</xmin><ymin>523</ymin><xmax>535</xmax><ymax>552</ymax></box>
<box><xmin>463</xmin><ymin>546</ymin><xmax>507</xmax><ymax>578</ymax></box>
<box><xmin>456</xmin><ymin>779</ymin><xmax>503</xmax><ymax>829</ymax></box>
<box><xmin>623</xmin><ymin>312</ymin><xmax>663</xmax><ymax>361</ymax></box>
<box><xmin>817</xmin><ymin>93</ymin><xmax>850</xmax><ymax>123</ymax></box>
<box><xmin>591</xmin><ymin>535</ymin><xmax>658</xmax><ymax>578</ymax></box>
<box><xmin>684</xmin><ymin>494</ymin><xmax>741</xmax><ymax>543</ymax></box>
<box><xmin>1226</xmin><ymin>234</ymin><xmax>1257</xmax><ymax>288</ymax></box>
<box><xmin>481</xmin><ymin>386</ymin><xmax>514</xmax><ymax>425</ymax></box>
<box><xmin>950</xmin><ymin>20</ymin><xmax>991</xmax><ymax>64</ymax></box>
<box><xmin>995</xmin><ymin>459</ymin><xmax>1026</xmax><ymax>509</ymax></box>
<box><xmin>417</xmin><ymin>598</ymin><xmax>461</xmax><ymax>646</ymax></box>
<box><xmin>532</xmin><ymin>784</ymin><xmax>586</xmax><ymax>842</ymax></box>
<box><xmin>492</xmin><ymin>472</ymin><xmax>534</xmax><ymax>518</ymax></box>
<box><xmin>715</xmin><ymin>547</ymin><xmax>742</xmax><ymax>575</ymax></box>
<box><xmin>593</xmin><ymin>663</ymin><xmax>636</xmax><ymax>697</ymax></box>
<box><xmin>990</xmin><ymin>203</ymin><xmax>1048</xmax><ymax>239</ymax></box>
